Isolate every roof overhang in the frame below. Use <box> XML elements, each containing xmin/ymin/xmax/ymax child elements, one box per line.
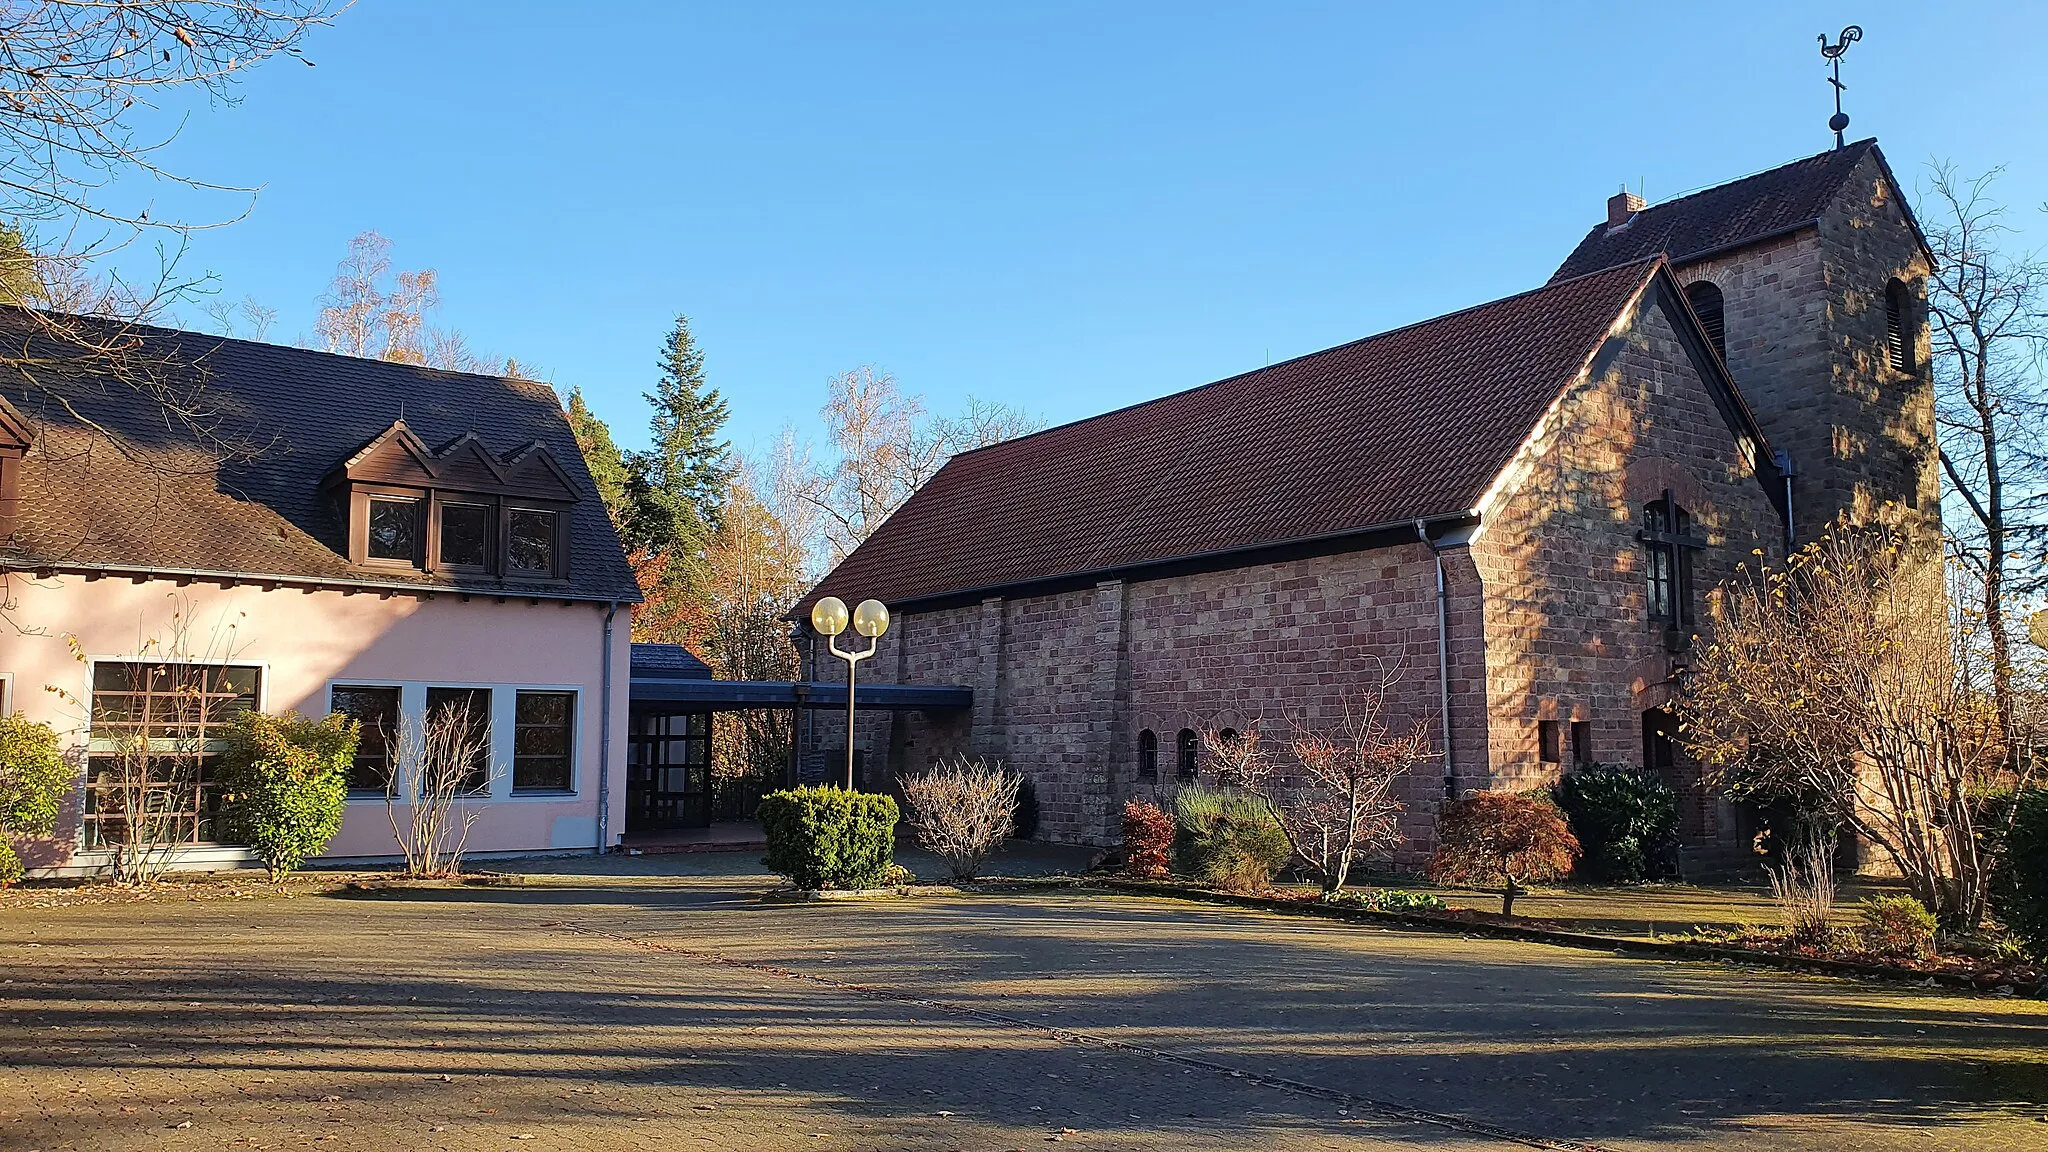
<box><xmin>631</xmin><ymin>678</ymin><xmax>972</xmax><ymax>711</ymax></box>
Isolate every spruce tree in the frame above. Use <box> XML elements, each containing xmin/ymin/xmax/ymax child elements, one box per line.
<box><xmin>561</xmin><ymin>387</ymin><xmax>633</xmax><ymax>533</ymax></box>
<box><xmin>629</xmin><ymin>313</ymin><xmax>734</xmax><ymax>555</ymax></box>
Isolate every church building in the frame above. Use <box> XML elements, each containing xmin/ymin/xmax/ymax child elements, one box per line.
<box><xmin>797</xmin><ymin>140</ymin><xmax>1939</xmax><ymax>864</ymax></box>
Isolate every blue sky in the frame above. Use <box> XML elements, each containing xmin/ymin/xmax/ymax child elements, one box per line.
<box><xmin>128</xmin><ymin>1</ymin><xmax>2048</xmax><ymax>456</ymax></box>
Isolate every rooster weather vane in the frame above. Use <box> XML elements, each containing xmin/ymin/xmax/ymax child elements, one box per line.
<box><xmin>1819</xmin><ymin>25</ymin><xmax>1862</xmax><ymax>149</ymax></box>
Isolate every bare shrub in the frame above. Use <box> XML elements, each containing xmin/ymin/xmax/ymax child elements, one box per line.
<box><xmin>386</xmin><ymin>698</ymin><xmax>493</xmax><ymax>878</ymax></box>
<box><xmin>1766</xmin><ymin>827</ymin><xmax>1841</xmax><ymax>952</ymax></box>
<box><xmin>899</xmin><ymin>756</ymin><xmax>1019</xmax><ymax>880</ymax></box>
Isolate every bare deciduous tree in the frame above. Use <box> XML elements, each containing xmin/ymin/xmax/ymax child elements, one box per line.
<box><xmin>385</xmin><ymin>697</ymin><xmax>492</xmax><ymax>877</ymax></box>
<box><xmin>790</xmin><ymin>367</ymin><xmax>1043</xmax><ymax>562</ymax></box>
<box><xmin>1207</xmin><ymin>679</ymin><xmax>1430</xmax><ymax>895</ymax></box>
<box><xmin>312</xmin><ymin>231</ymin><xmax>502</xmax><ymax>372</ymax></box>
<box><xmin>1924</xmin><ymin>163</ymin><xmax>2048</xmax><ymax>756</ymax></box>
<box><xmin>900</xmin><ymin>756</ymin><xmax>1019</xmax><ymax>880</ymax></box>
<box><xmin>1678</xmin><ymin>521</ymin><xmax>2014</xmax><ymax>929</ymax></box>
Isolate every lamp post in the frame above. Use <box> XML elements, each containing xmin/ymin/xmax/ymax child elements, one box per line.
<box><xmin>809</xmin><ymin>595</ymin><xmax>890</xmax><ymax>790</ymax></box>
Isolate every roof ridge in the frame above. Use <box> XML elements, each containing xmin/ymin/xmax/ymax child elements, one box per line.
<box><xmin>946</xmin><ymin>257</ymin><xmax>1663</xmax><ymax>465</ymax></box>
<box><xmin>1623</xmin><ymin>138</ymin><xmax>1873</xmax><ymax>219</ymax></box>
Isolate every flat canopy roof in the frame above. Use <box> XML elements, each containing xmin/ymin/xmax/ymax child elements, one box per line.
<box><xmin>630</xmin><ymin>678</ymin><xmax>972</xmax><ymax>711</ymax></box>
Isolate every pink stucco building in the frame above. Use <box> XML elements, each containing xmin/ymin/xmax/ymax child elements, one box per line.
<box><xmin>0</xmin><ymin>314</ymin><xmax>641</xmax><ymax>874</ymax></box>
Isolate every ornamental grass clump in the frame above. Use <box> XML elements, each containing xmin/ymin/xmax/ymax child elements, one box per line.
<box><xmin>758</xmin><ymin>785</ymin><xmax>899</xmax><ymax>890</ymax></box>
<box><xmin>1554</xmin><ymin>763</ymin><xmax>1680</xmax><ymax>882</ymax></box>
<box><xmin>1173</xmin><ymin>785</ymin><xmax>1291</xmax><ymax>893</ymax></box>
<box><xmin>220</xmin><ymin>711</ymin><xmax>357</xmax><ymax>881</ymax></box>
<box><xmin>1766</xmin><ymin>827</ymin><xmax>1843</xmax><ymax>953</ymax></box>
<box><xmin>899</xmin><ymin>756</ymin><xmax>1019</xmax><ymax>879</ymax></box>
<box><xmin>1427</xmin><ymin>790</ymin><xmax>1579</xmax><ymax>916</ymax></box>
<box><xmin>1122</xmin><ymin>800</ymin><xmax>1174</xmax><ymax>878</ymax></box>
<box><xmin>0</xmin><ymin>715</ymin><xmax>72</xmax><ymax>887</ymax></box>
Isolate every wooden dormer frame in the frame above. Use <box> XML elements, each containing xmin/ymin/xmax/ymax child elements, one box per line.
<box><xmin>329</xmin><ymin>424</ymin><xmax>579</xmax><ymax>581</ymax></box>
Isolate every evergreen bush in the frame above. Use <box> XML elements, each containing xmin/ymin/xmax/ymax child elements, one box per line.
<box><xmin>1990</xmin><ymin>788</ymin><xmax>2048</xmax><ymax>961</ymax></box>
<box><xmin>1554</xmin><ymin>763</ymin><xmax>1680</xmax><ymax>882</ymax></box>
<box><xmin>1857</xmin><ymin>894</ymin><xmax>1937</xmax><ymax>960</ymax></box>
<box><xmin>1172</xmin><ymin>785</ymin><xmax>1291</xmax><ymax>893</ymax></box>
<box><xmin>219</xmin><ymin>711</ymin><xmax>357</xmax><ymax>881</ymax></box>
<box><xmin>758</xmin><ymin>785</ymin><xmax>899</xmax><ymax>890</ymax></box>
<box><xmin>0</xmin><ymin>714</ymin><xmax>74</xmax><ymax>887</ymax></box>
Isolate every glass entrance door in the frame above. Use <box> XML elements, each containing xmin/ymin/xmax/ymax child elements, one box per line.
<box><xmin>626</xmin><ymin>710</ymin><xmax>711</xmax><ymax>830</ymax></box>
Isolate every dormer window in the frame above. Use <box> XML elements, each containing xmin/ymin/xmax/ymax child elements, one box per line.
<box><xmin>438</xmin><ymin>501</ymin><xmax>491</xmax><ymax>568</ymax></box>
<box><xmin>507</xmin><ymin>508</ymin><xmax>559</xmax><ymax>577</ymax></box>
<box><xmin>366</xmin><ymin>497</ymin><xmax>422</xmax><ymax>563</ymax></box>
<box><xmin>329</xmin><ymin>421</ymin><xmax>581</xmax><ymax>582</ymax></box>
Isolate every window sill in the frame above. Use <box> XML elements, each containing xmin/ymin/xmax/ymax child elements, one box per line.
<box><xmin>507</xmin><ymin>788</ymin><xmax>577</xmax><ymax>799</ymax></box>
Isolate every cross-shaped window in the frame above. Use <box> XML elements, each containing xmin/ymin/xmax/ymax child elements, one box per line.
<box><xmin>1638</xmin><ymin>492</ymin><xmax>1705</xmax><ymax>628</ymax></box>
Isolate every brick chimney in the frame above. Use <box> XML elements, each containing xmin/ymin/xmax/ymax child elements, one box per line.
<box><xmin>1607</xmin><ymin>186</ymin><xmax>1646</xmax><ymax>229</ymax></box>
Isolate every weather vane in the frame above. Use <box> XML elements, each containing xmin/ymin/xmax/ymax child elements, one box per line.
<box><xmin>1819</xmin><ymin>25</ymin><xmax>1862</xmax><ymax>149</ymax></box>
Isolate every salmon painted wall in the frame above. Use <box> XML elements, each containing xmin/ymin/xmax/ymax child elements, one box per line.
<box><xmin>0</xmin><ymin>573</ymin><xmax>631</xmax><ymax>870</ymax></box>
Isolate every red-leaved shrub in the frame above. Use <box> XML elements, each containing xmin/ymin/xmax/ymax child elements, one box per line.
<box><xmin>1123</xmin><ymin>800</ymin><xmax>1174</xmax><ymax>878</ymax></box>
<box><xmin>1427</xmin><ymin>790</ymin><xmax>1579</xmax><ymax>916</ymax></box>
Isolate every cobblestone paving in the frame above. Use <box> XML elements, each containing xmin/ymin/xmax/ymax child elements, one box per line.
<box><xmin>3</xmin><ymin>858</ymin><xmax>2045</xmax><ymax>1151</ymax></box>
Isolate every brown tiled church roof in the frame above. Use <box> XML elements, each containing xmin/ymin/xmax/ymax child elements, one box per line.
<box><xmin>0</xmin><ymin>310</ymin><xmax>641</xmax><ymax>602</ymax></box>
<box><xmin>1552</xmin><ymin>139</ymin><xmax>1881</xmax><ymax>281</ymax></box>
<box><xmin>807</xmin><ymin>258</ymin><xmax>1665</xmax><ymax>611</ymax></box>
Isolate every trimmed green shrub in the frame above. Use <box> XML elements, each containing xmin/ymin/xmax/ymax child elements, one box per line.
<box><xmin>0</xmin><ymin>714</ymin><xmax>72</xmax><ymax>887</ymax></box>
<box><xmin>1857</xmin><ymin>894</ymin><xmax>1937</xmax><ymax>960</ymax></box>
<box><xmin>1122</xmin><ymin>799</ymin><xmax>1174</xmax><ymax>878</ymax></box>
<box><xmin>1173</xmin><ymin>786</ymin><xmax>1291</xmax><ymax>893</ymax></box>
<box><xmin>758</xmin><ymin>785</ymin><xmax>899</xmax><ymax>890</ymax></box>
<box><xmin>1990</xmin><ymin>788</ymin><xmax>2048</xmax><ymax>961</ymax></box>
<box><xmin>220</xmin><ymin>711</ymin><xmax>358</xmax><ymax>881</ymax></box>
<box><xmin>1554</xmin><ymin>763</ymin><xmax>1680</xmax><ymax>882</ymax></box>
<box><xmin>1013</xmin><ymin>773</ymin><xmax>1040</xmax><ymax>841</ymax></box>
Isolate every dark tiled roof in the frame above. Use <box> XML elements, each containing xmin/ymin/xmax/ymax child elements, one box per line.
<box><xmin>0</xmin><ymin>310</ymin><xmax>640</xmax><ymax>602</ymax></box>
<box><xmin>630</xmin><ymin>642</ymin><xmax>713</xmax><ymax>680</ymax></box>
<box><xmin>1552</xmin><ymin>140</ymin><xmax>1878</xmax><ymax>281</ymax></box>
<box><xmin>807</xmin><ymin>259</ymin><xmax>1662</xmax><ymax>610</ymax></box>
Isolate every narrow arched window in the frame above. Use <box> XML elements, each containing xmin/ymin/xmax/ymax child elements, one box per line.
<box><xmin>1640</xmin><ymin>495</ymin><xmax>1696</xmax><ymax>627</ymax></box>
<box><xmin>1175</xmin><ymin>729</ymin><xmax>1198</xmax><ymax>780</ymax></box>
<box><xmin>1885</xmin><ymin>278</ymin><xmax>1914</xmax><ymax>373</ymax></box>
<box><xmin>1137</xmin><ymin>729</ymin><xmax>1158</xmax><ymax>779</ymax></box>
<box><xmin>1683</xmin><ymin>281</ymin><xmax>1726</xmax><ymax>364</ymax></box>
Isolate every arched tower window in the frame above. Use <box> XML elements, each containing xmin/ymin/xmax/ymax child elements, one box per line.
<box><xmin>1175</xmin><ymin>728</ymin><xmax>1198</xmax><ymax>780</ymax></box>
<box><xmin>1885</xmin><ymin>278</ymin><xmax>1915</xmax><ymax>373</ymax></box>
<box><xmin>1137</xmin><ymin>729</ymin><xmax>1158</xmax><ymax>779</ymax></box>
<box><xmin>1683</xmin><ymin>281</ymin><xmax>1726</xmax><ymax>364</ymax></box>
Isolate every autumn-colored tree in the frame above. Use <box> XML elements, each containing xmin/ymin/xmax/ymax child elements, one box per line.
<box><xmin>1677</xmin><ymin>522</ymin><xmax>2012</xmax><ymax>929</ymax></box>
<box><xmin>313</xmin><ymin>232</ymin><xmax>500</xmax><ymax>372</ymax></box>
<box><xmin>1427</xmin><ymin>791</ymin><xmax>1579</xmax><ymax>916</ymax></box>
<box><xmin>696</xmin><ymin>472</ymin><xmax>808</xmax><ymax>812</ymax></box>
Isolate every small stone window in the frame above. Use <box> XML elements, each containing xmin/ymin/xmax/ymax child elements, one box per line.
<box><xmin>1175</xmin><ymin>728</ymin><xmax>1198</xmax><ymax>780</ymax></box>
<box><xmin>1538</xmin><ymin>719</ymin><xmax>1561</xmax><ymax>764</ymax></box>
<box><xmin>1639</xmin><ymin>494</ymin><xmax>1701</xmax><ymax>628</ymax></box>
<box><xmin>366</xmin><ymin>497</ymin><xmax>422</xmax><ymax>563</ymax></box>
<box><xmin>1885</xmin><ymin>278</ymin><xmax>1915</xmax><ymax>373</ymax></box>
<box><xmin>1137</xmin><ymin>729</ymin><xmax>1158</xmax><ymax>779</ymax></box>
<box><xmin>1571</xmin><ymin>720</ymin><xmax>1594</xmax><ymax>767</ymax></box>
<box><xmin>1642</xmin><ymin>709</ymin><xmax>1678</xmax><ymax>776</ymax></box>
<box><xmin>1683</xmin><ymin>281</ymin><xmax>1726</xmax><ymax>364</ymax></box>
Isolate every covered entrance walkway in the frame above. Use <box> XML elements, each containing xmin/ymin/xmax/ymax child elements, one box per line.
<box><xmin>625</xmin><ymin>643</ymin><xmax>972</xmax><ymax>837</ymax></box>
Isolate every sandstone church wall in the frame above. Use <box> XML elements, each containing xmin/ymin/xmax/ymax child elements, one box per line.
<box><xmin>1468</xmin><ymin>290</ymin><xmax>1785</xmax><ymax>842</ymax></box>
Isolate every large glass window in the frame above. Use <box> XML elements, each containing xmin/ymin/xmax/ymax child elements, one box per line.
<box><xmin>513</xmin><ymin>690</ymin><xmax>575</xmax><ymax>792</ymax></box>
<box><xmin>507</xmin><ymin>509</ymin><xmax>557</xmax><ymax>576</ymax></box>
<box><xmin>1641</xmin><ymin>498</ymin><xmax>1695</xmax><ymax>627</ymax></box>
<box><xmin>330</xmin><ymin>685</ymin><xmax>401</xmax><ymax>794</ymax></box>
<box><xmin>439</xmin><ymin>502</ymin><xmax>491</xmax><ymax>568</ymax></box>
<box><xmin>367</xmin><ymin>497</ymin><xmax>421</xmax><ymax>562</ymax></box>
<box><xmin>83</xmin><ymin>663</ymin><xmax>261</xmax><ymax>849</ymax></box>
<box><xmin>424</xmin><ymin>686</ymin><xmax>492</xmax><ymax>793</ymax></box>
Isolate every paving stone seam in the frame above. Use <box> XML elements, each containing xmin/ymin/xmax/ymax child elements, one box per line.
<box><xmin>546</xmin><ymin>920</ymin><xmax>1615</xmax><ymax>1152</ymax></box>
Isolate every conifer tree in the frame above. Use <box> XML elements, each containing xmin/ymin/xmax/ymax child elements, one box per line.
<box><xmin>561</xmin><ymin>387</ymin><xmax>633</xmax><ymax>533</ymax></box>
<box><xmin>627</xmin><ymin>313</ymin><xmax>734</xmax><ymax>554</ymax></box>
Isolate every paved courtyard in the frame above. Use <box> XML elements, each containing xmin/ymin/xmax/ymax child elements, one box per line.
<box><xmin>2</xmin><ymin>854</ymin><xmax>2045</xmax><ymax>1151</ymax></box>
